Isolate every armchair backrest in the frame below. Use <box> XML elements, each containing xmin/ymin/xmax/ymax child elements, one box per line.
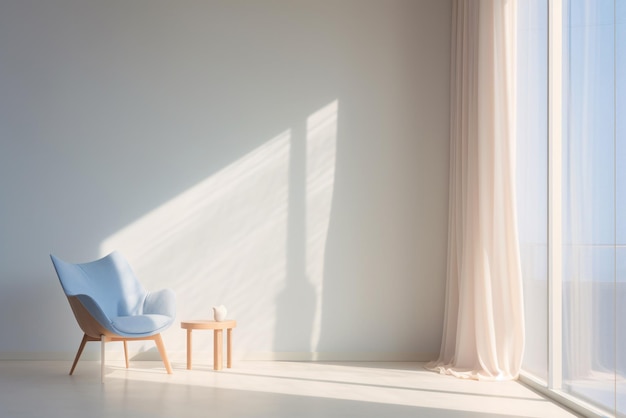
<box><xmin>51</xmin><ymin>252</ymin><xmax>147</xmax><ymax>318</ymax></box>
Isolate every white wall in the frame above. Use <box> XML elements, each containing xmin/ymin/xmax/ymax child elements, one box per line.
<box><xmin>0</xmin><ymin>0</ymin><xmax>451</xmax><ymax>361</ymax></box>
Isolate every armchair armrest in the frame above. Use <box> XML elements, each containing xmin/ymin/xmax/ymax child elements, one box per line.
<box><xmin>143</xmin><ymin>288</ymin><xmax>176</xmax><ymax>318</ymax></box>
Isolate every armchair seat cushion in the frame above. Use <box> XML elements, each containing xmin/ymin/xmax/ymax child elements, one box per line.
<box><xmin>112</xmin><ymin>314</ymin><xmax>172</xmax><ymax>336</ymax></box>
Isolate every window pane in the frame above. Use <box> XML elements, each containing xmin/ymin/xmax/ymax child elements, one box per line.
<box><xmin>617</xmin><ymin>0</ymin><xmax>625</xmax><ymax>415</ymax></box>
<box><xmin>516</xmin><ymin>0</ymin><xmax>548</xmax><ymax>382</ymax></box>
<box><xmin>562</xmin><ymin>0</ymin><xmax>616</xmax><ymax>413</ymax></box>
<box><xmin>618</xmin><ymin>248</ymin><xmax>626</xmax><ymax>416</ymax></box>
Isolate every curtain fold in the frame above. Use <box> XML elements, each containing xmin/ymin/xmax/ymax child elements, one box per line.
<box><xmin>427</xmin><ymin>0</ymin><xmax>524</xmax><ymax>381</ymax></box>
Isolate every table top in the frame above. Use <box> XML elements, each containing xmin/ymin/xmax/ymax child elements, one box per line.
<box><xmin>181</xmin><ymin>319</ymin><xmax>237</xmax><ymax>330</ymax></box>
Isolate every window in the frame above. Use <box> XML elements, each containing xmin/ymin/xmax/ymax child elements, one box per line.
<box><xmin>562</xmin><ymin>0</ymin><xmax>620</xmax><ymax>412</ymax></box>
<box><xmin>517</xmin><ymin>1</ymin><xmax>625</xmax><ymax>416</ymax></box>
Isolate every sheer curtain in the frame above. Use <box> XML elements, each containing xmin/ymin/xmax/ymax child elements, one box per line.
<box><xmin>428</xmin><ymin>0</ymin><xmax>525</xmax><ymax>381</ymax></box>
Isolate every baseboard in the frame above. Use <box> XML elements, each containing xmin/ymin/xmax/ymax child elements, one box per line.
<box><xmin>235</xmin><ymin>352</ymin><xmax>436</xmax><ymax>362</ymax></box>
<box><xmin>0</xmin><ymin>351</ymin><xmax>436</xmax><ymax>362</ymax></box>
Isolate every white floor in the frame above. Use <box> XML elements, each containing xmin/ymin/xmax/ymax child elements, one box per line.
<box><xmin>0</xmin><ymin>360</ymin><xmax>580</xmax><ymax>418</ymax></box>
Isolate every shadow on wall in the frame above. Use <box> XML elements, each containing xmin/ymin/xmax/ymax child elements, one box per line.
<box><xmin>274</xmin><ymin>101</ymin><xmax>338</xmax><ymax>355</ymax></box>
<box><xmin>100</xmin><ymin>101</ymin><xmax>338</xmax><ymax>355</ymax></box>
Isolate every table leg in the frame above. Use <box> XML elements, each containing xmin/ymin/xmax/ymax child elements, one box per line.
<box><xmin>227</xmin><ymin>328</ymin><xmax>233</xmax><ymax>368</ymax></box>
<box><xmin>214</xmin><ymin>329</ymin><xmax>223</xmax><ymax>371</ymax></box>
<box><xmin>186</xmin><ymin>329</ymin><xmax>192</xmax><ymax>370</ymax></box>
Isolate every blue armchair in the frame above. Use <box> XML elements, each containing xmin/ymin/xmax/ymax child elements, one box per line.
<box><xmin>51</xmin><ymin>251</ymin><xmax>175</xmax><ymax>381</ymax></box>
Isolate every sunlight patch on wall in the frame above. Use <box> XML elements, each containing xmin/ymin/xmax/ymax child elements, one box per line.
<box><xmin>100</xmin><ymin>131</ymin><xmax>291</xmax><ymax>353</ymax></box>
<box><xmin>307</xmin><ymin>100</ymin><xmax>338</xmax><ymax>353</ymax></box>
<box><xmin>99</xmin><ymin>100</ymin><xmax>338</xmax><ymax>357</ymax></box>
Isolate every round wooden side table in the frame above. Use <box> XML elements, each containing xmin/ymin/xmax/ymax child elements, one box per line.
<box><xmin>180</xmin><ymin>319</ymin><xmax>237</xmax><ymax>371</ymax></box>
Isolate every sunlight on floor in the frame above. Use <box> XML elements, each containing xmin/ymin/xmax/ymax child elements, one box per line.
<box><xmin>0</xmin><ymin>361</ymin><xmax>578</xmax><ymax>418</ymax></box>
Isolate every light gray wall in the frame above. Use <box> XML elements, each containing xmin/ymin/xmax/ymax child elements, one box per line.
<box><xmin>0</xmin><ymin>0</ymin><xmax>451</xmax><ymax>360</ymax></box>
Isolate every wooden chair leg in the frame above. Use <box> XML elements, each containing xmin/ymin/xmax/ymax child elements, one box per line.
<box><xmin>69</xmin><ymin>334</ymin><xmax>89</xmax><ymax>375</ymax></box>
<box><xmin>153</xmin><ymin>334</ymin><xmax>173</xmax><ymax>374</ymax></box>
<box><xmin>123</xmin><ymin>340</ymin><xmax>129</xmax><ymax>368</ymax></box>
<box><xmin>101</xmin><ymin>335</ymin><xmax>106</xmax><ymax>383</ymax></box>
